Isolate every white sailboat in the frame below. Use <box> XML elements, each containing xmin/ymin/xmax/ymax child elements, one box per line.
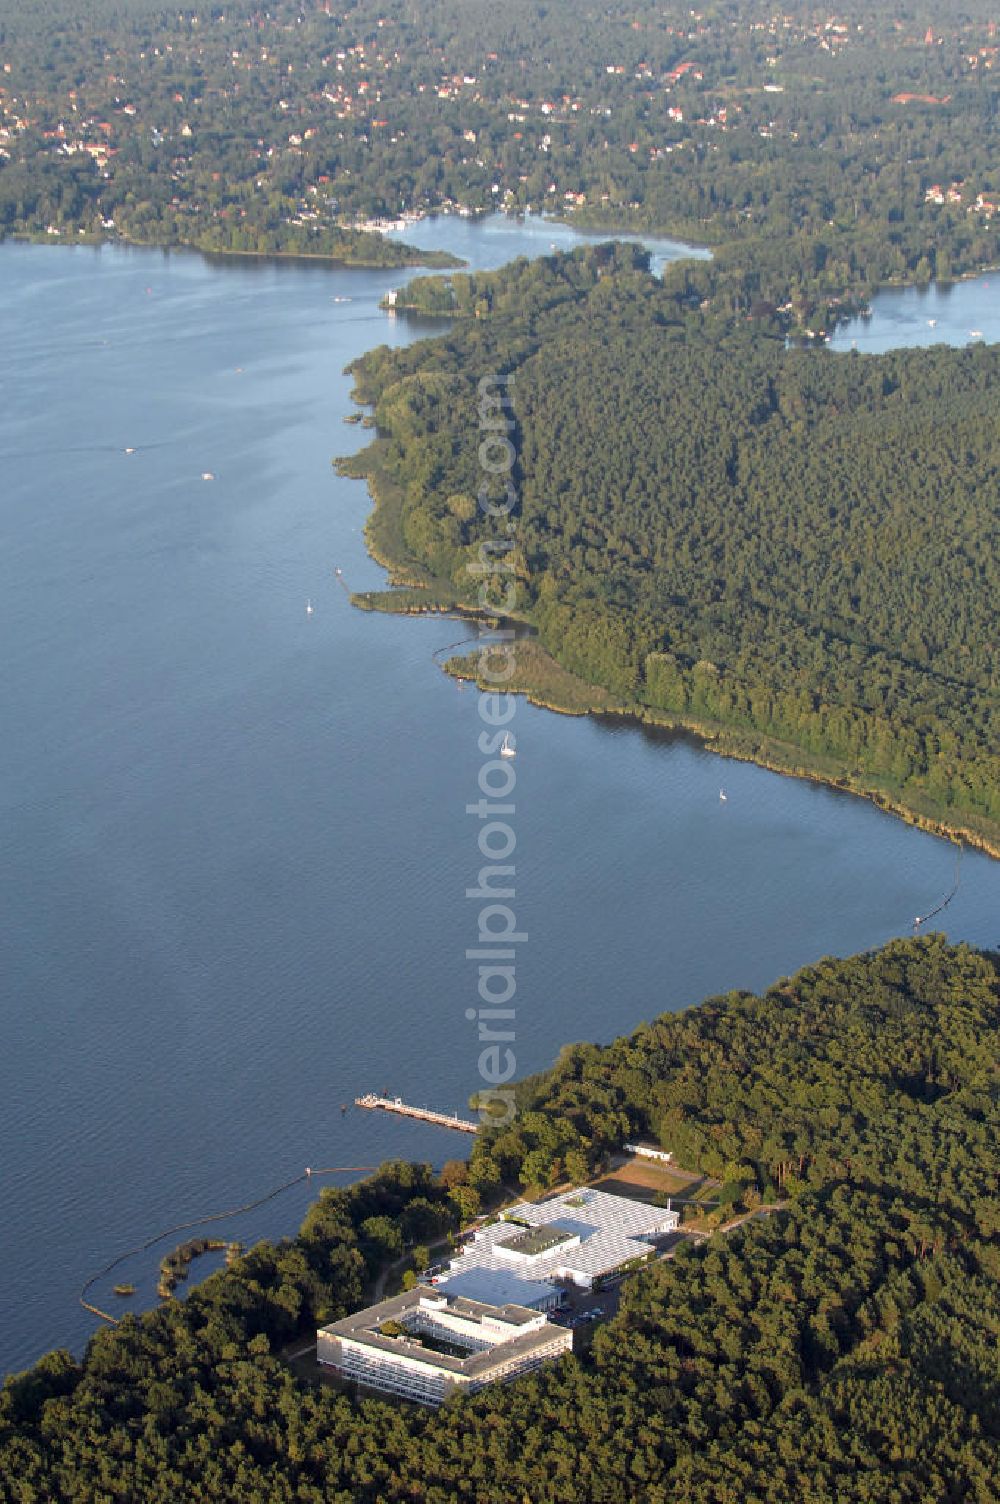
<box><xmin>500</xmin><ymin>731</ymin><xmax>516</xmax><ymax>759</ymax></box>
<box><xmin>719</xmin><ymin>788</ymin><xmax>728</xmax><ymax>802</ymax></box>
<box><xmin>306</xmin><ymin>598</ymin><xmax>314</xmax><ymax>616</ymax></box>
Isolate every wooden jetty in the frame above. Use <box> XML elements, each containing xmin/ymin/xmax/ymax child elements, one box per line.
<box><xmin>354</xmin><ymin>1093</ymin><xmax>479</xmax><ymax>1134</ymax></box>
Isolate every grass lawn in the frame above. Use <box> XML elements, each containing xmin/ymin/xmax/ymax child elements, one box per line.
<box><xmin>597</xmin><ymin>1161</ymin><xmax>695</xmax><ymax>1197</ymax></box>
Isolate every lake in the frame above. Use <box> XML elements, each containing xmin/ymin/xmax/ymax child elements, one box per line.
<box><xmin>829</xmin><ymin>271</ymin><xmax>1000</xmax><ymax>352</ymax></box>
<box><xmin>1</xmin><ymin>219</ymin><xmax>997</xmax><ymax>1376</ymax></box>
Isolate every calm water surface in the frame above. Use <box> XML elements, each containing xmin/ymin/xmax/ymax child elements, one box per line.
<box><xmin>829</xmin><ymin>272</ymin><xmax>1000</xmax><ymax>351</ymax></box>
<box><xmin>1</xmin><ymin>221</ymin><xmax>997</xmax><ymax>1374</ymax></box>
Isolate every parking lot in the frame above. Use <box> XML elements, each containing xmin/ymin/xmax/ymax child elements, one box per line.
<box><xmin>547</xmin><ymin>1278</ymin><xmax>624</xmax><ymax>1331</ymax></box>
<box><xmin>546</xmin><ymin>1230</ymin><xmax>696</xmax><ymax>1334</ymax></box>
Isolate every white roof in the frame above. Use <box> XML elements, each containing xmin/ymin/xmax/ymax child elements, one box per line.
<box><xmin>436</xmin><ymin>1269</ymin><xmax>556</xmax><ymax>1308</ymax></box>
<box><xmin>444</xmin><ymin>1187</ymin><xmax>678</xmax><ymax>1287</ymax></box>
<box><xmin>510</xmin><ymin>1187</ymin><xmax>674</xmax><ymax>1239</ymax></box>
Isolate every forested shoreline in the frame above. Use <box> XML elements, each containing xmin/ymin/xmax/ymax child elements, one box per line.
<box><xmin>4</xmin><ymin>3</ymin><xmax>1000</xmax><ymax>1495</ymax></box>
<box><xmin>2</xmin><ymin>0</ymin><xmax>1000</xmax><ymax>318</ymax></box>
<box><xmin>4</xmin><ymin>0</ymin><xmax>999</xmax><ymax>842</ymax></box>
<box><xmin>345</xmin><ymin>245</ymin><xmax>1000</xmax><ymax>854</ymax></box>
<box><xmin>1</xmin><ymin>937</ymin><xmax>998</xmax><ymax>1500</ymax></box>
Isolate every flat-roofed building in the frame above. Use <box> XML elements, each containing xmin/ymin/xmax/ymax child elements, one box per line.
<box><xmin>624</xmin><ymin>1141</ymin><xmax>674</xmax><ymax>1164</ymax></box>
<box><xmin>316</xmin><ymin>1286</ymin><xmax>572</xmax><ymax>1407</ymax></box>
<box><xmin>438</xmin><ymin>1185</ymin><xmax>679</xmax><ymax>1295</ymax></box>
<box><xmin>438</xmin><ymin>1268</ymin><xmax>560</xmax><ymax>1310</ymax></box>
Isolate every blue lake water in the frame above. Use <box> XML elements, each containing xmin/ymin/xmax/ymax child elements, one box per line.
<box><xmin>384</xmin><ymin>209</ymin><xmax>714</xmax><ymax>278</ymax></box>
<box><xmin>1</xmin><ymin>221</ymin><xmax>997</xmax><ymax>1375</ymax></box>
<box><xmin>829</xmin><ymin>272</ymin><xmax>1000</xmax><ymax>351</ymax></box>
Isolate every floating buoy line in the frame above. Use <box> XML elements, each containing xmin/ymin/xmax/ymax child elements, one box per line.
<box><xmin>79</xmin><ymin>1165</ymin><xmax>377</xmax><ymax>1326</ymax></box>
<box><xmin>431</xmin><ymin>631</ymin><xmax>483</xmax><ymax>665</ymax></box>
<box><xmin>913</xmin><ymin>843</ymin><xmax>963</xmax><ymax>929</ymax></box>
<box><xmin>431</xmin><ymin>625</ymin><xmax>516</xmax><ymax>669</ymax></box>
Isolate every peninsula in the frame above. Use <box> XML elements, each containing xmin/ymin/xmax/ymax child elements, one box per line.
<box><xmin>344</xmin><ymin>245</ymin><xmax>1000</xmax><ymax>856</ymax></box>
<box><xmin>1</xmin><ymin>937</ymin><xmax>997</xmax><ymax>1498</ymax></box>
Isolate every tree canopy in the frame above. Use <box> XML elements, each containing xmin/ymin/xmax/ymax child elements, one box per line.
<box><xmin>2</xmin><ymin>937</ymin><xmax>999</xmax><ymax>1501</ymax></box>
<box><xmin>348</xmin><ymin>245</ymin><xmax>1000</xmax><ymax>849</ymax></box>
<box><xmin>1</xmin><ymin>0</ymin><xmax>999</xmax><ymax>302</ymax></box>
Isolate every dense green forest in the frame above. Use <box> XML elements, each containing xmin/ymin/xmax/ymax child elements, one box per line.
<box><xmin>1</xmin><ymin>936</ymin><xmax>998</xmax><ymax>1500</ymax></box>
<box><xmin>346</xmin><ymin>245</ymin><xmax>1000</xmax><ymax>850</ymax></box>
<box><xmin>1</xmin><ymin>0</ymin><xmax>1000</xmax><ymax>307</ymax></box>
<box><xmin>4</xmin><ymin>7</ymin><xmax>1000</xmax><ymax>1491</ymax></box>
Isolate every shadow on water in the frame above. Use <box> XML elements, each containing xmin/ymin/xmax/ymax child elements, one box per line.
<box><xmin>591</xmin><ymin>710</ymin><xmax>709</xmax><ymax>757</ymax></box>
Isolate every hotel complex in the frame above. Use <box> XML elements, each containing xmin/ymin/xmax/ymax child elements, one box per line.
<box><xmin>317</xmin><ymin>1185</ymin><xmax>680</xmax><ymax>1404</ymax></box>
<box><xmin>437</xmin><ymin>1185</ymin><xmax>679</xmax><ymax>1307</ymax></box>
<box><xmin>317</xmin><ymin>1285</ymin><xmax>572</xmax><ymax>1406</ymax></box>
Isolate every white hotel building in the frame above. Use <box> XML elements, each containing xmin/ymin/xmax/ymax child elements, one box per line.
<box><xmin>317</xmin><ymin>1286</ymin><xmax>572</xmax><ymax>1406</ymax></box>
<box><xmin>437</xmin><ymin>1185</ymin><xmax>680</xmax><ymax>1307</ymax></box>
<box><xmin>317</xmin><ymin>1186</ymin><xmax>678</xmax><ymax>1404</ymax></box>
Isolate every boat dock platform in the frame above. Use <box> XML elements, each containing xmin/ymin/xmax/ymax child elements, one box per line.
<box><xmin>354</xmin><ymin>1093</ymin><xmax>479</xmax><ymax>1134</ymax></box>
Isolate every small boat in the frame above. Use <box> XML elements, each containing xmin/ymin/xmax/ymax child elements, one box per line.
<box><xmin>500</xmin><ymin>731</ymin><xmax>516</xmax><ymax>759</ymax></box>
<box><xmin>969</xmin><ymin>330</ymin><xmax>984</xmax><ymax>339</ymax></box>
<box><xmin>306</xmin><ymin>599</ymin><xmax>314</xmax><ymax>615</ymax></box>
<box><xmin>124</xmin><ymin>447</ymin><xmax>135</xmax><ymax>454</ymax></box>
<box><xmin>914</xmin><ymin>915</ymin><xmax>923</xmax><ymax>927</ymax></box>
<box><xmin>201</xmin><ymin>471</ymin><xmax>215</xmax><ymax>481</ymax></box>
<box><xmin>927</xmin><ymin>318</ymin><xmax>936</xmax><ymax>328</ymax></box>
<box><xmin>334</xmin><ymin>567</ymin><xmax>342</xmax><ymax>576</ymax></box>
<box><xmin>719</xmin><ymin>789</ymin><xmax>728</xmax><ymax>802</ymax></box>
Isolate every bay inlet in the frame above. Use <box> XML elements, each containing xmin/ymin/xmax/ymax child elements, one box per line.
<box><xmin>1</xmin><ymin>221</ymin><xmax>998</xmax><ymax>1375</ymax></box>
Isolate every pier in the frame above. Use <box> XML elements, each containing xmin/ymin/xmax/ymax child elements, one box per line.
<box><xmin>354</xmin><ymin>1093</ymin><xmax>479</xmax><ymax>1134</ymax></box>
